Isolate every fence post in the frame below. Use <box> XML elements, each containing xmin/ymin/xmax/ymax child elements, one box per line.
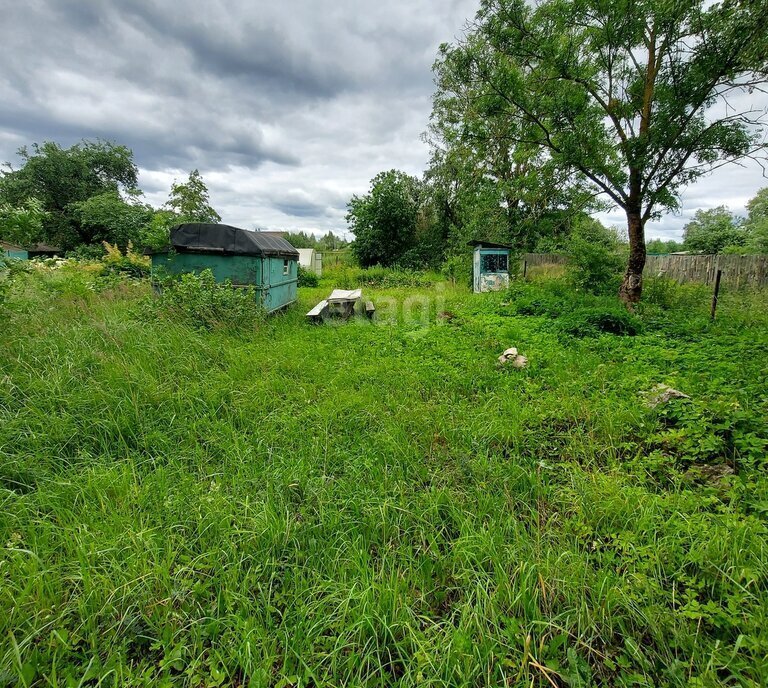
<box><xmin>523</xmin><ymin>260</ymin><xmax>527</xmax><ymax>279</ymax></box>
<box><xmin>710</xmin><ymin>269</ymin><xmax>722</xmax><ymax>321</ymax></box>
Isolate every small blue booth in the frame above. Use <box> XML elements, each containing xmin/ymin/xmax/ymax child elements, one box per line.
<box><xmin>151</xmin><ymin>223</ymin><xmax>299</xmax><ymax>313</ymax></box>
<box><xmin>469</xmin><ymin>240</ymin><xmax>512</xmax><ymax>293</ymax></box>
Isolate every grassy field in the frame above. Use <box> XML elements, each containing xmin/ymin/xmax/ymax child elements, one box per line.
<box><xmin>1</xmin><ymin>264</ymin><xmax>767</xmax><ymax>687</ymax></box>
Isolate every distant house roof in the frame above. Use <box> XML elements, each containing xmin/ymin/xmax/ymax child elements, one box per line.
<box><xmin>170</xmin><ymin>223</ymin><xmax>299</xmax><ymax>259</ymax></box>
<box><xmin>467</xmin><ymin>240</ymin><xmax>514</xmax><ymax>249</ymax></box>
<box><xmin>27</xmin><ymin>243</ymin><xmax>62</xmax><ymax>253</ymax></box>
<box><xmin>1</xmin><ymin>240</ymin><xmax>25</xmax><ymax>251</ymax></box>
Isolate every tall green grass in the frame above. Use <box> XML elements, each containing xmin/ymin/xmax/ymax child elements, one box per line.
<box><xmin>1</xmin><ymin>267</ymin><xmax>767</xmax><ymax>686</ymax></box>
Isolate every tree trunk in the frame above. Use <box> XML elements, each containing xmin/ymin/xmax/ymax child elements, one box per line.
<box><xmin>619</xmin><ymin>210</ymin><xmax>646</xmax><ymax>306</ymax></box>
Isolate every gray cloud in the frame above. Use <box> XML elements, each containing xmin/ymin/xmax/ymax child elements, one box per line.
<box><xmin>1</xmin><ymin>0</ymin><xmax>766</xmax><ymax>239</ymax></box>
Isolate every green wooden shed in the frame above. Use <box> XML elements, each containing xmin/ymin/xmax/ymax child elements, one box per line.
<box><xmin>1</xmin><ymin>240</ymin><xmax>29</xmax><ymax>260</ymax></box>
<box><xmin>151</xmin><ymin>223</ymin><xmax>300</xmax><ymax>313</ymax></box>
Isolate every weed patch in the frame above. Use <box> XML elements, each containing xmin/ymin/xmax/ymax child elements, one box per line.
<box><xmin>152</xmin><ymin>269</ymin><xmax>265</xmax><ymax>331</ymax></box>
<box><xmin>1</xmin><ymin>269</ymin><xmax>767</xmax><ymax>686</ymax></box>
<box><xmin>554</xmin><ymin>306</ymin><xmax>643</xmax><ymax>337</ymax></box>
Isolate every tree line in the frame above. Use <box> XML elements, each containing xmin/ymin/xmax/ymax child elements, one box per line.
<box><xmin>281</xmin><ymin>230</ymin><xmax>350</xmax><ymax>252</ymax></box>
<box><xmin>348</xmin><ymin>0</ymin><xmax>768</xmax><ymax>304</ymax></box>
<box><xmin>0</xmin><ymin>140</ymin><xmax>351</xmax><ymax>257</ymax></box>
<box><xmin>0</xmin><ymin>140</ymin><xmax>221</xmax><ymax>254</ymax></box>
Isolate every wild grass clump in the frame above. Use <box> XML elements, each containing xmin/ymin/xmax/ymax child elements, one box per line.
<box><xmin>153</xmin><ymin>269</ymin><xmax>265</xmax><ymax>331</ymax></box>
<box><xmin>508</xmin><ymin>281</ymin><xmax>640</xmax><ymax>337</ymax></box>
<box><xmin>355</xmin><ymin>265</ymin><xmax>435</xmax><ymax>288</ymax></box>
<box><xmin>320</xmin><ymin>265</ymin><xmax>437</xmax><ymax>290</ymax></box>
<box><xmin>642</xmin><ymin>275</ymin><xmax>711</xmax><ymax>310</ymax></box>
<box><xmin>0</xmin><ymin>256</ymin><xmax>29</xmax><ymax>307</ymax></box>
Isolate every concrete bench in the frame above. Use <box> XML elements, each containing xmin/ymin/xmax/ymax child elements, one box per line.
<box><xmin>306</xmin><ymin>299</ymin><xmax>329</xmax><ymax>323</ymax></box>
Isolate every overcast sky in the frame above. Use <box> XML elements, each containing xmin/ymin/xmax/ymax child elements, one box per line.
<box><xmin>1</xmin><ymin>0</ymin><xmax>766</xmax><ymax>241</ymax></box>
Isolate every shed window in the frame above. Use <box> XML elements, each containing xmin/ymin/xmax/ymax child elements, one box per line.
<box><xmin>481</xmin><ymin>253</ymin><xmax>508</xmax><ymax>273</ymax></box>
<box><xmin>283</xmin><ymin>259</ymin><xmax>289</xmax><ymax>275</ymax></box>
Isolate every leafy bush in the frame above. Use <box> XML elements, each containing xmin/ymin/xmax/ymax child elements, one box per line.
<box><xmin>642</xmin><ymin>275</ymin><xmax>679</xmax><ymax>309</ymax></box>
<box><xmin>154</xmin><ymin>269</ymin><xmax>265</xmax><ymax>331</ymax></box>
<box><xmin>648</xmin><ymin>398</ymin><xmax>767</xmax><ymax>472</ymax></box>
<box><xmin>512</xmin><ymin>291</ymin><xmax>568</xmax><ymax>317</ymax></box>
<box><xmin>66</xmin><ymin>244</ymin><xmax>106</xmax><ymax>260</ymax></box>
<box><xmin>101</xmin><ymin>241</ymin><xmax>150</xmax><ymax>278</ymax></box>
<box><xmin>441</xmin><ymin>253</ymin><xmax>472</xmax><ymax>288</ymax></box>
<box><xmin>507</xmin><ymin>279</ymin><xmax>580</xmax><ymax>318</ymax></box>
<box><xmin>554</xmin><ymin>305</ymin><xmax>643</xmax><ymax>337</ymax></box>
<box><xmin>566</xmin><ymin>218</ymin><xmax>625</xmax><ymax>294</ymax></box>
<box><xmin>297</xmin><ymin>265</ymin><xmax>319</xmax><ymax>287</ymax></box>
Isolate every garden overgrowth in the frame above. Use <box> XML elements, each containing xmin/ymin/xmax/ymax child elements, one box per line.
<box><xmin>1</xmin><ymin>268</ymin><xmax>767</xmax><ymax>687</ymax></box>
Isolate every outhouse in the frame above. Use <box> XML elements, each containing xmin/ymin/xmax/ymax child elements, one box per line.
<box><xmin>468</xmin><ymin>240</ymin><xmax>512</xmax><ymax>293</ymax></box>
<box><xmin>151</xmin><ymin>223</ymin><xmax>299</xmax><ymax>313</ymax></box>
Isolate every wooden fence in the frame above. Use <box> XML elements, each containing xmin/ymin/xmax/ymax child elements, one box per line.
<box><xmin>521</xmin><ymin>252</ymin><xmax>768</xmax><ymax>289</ymax></box>
<box><xmin>644</xmin><ymin>254</ymin><xmax>768</xmax><ymax>288</ymax></box>
<box><xmin>521</xmin><ymin>253</ymin><xmax>569</xmax><ymax>268</ymax></box>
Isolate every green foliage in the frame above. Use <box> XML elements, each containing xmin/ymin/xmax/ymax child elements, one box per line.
<box><xmin>0</xmin><ymin>139</ymin><xmax>139</xmax><ymax>249</ymax></box>
<box><xmin>509</xmin><ymin>280</ymin><xmax>642</xmax><ymax>336</ymax></box>
<box><xmin>347</xmin><ymin>170</ymin><xmax>421</xmax><ymax>267</ymax></box>
<box><xmin>435</xmin><ymin>0</ymin><xmax>768</xmax><ymax>300</ymax></box>
<box><xmin>746</xmin><ymin>187</ymin><xmax>768</xmax><ymax>225</ymax></box>
<box><xmin>511</xmin><ymin>284</ymin><xmax>571</xmax><ymax>317</ymax></box>
<box><xmin>0</xmin><ymin>256</ymin><xmax>30</xmax><ymax>307</ymax></box>
<box><xmin>101</xmin><ymin>242</ymin><xmax>151</xmax><ymax>278</ymax></box>
<box><xmin>683</xmin><ymin>206</ymin><xmax>747</xmax><ymax>254</ymax></box>
<box><xmin>646</xmin><ymin>238</ymin><xmax>684</xmax><ymax>254</ymax></box>
<box><xmin>296</xmin><ymin>264</ymin><xmax>319</xmax><ymax>287</ymax></box>
<box><xmin>354</xmin><ymin>266</ymin><xmax>434</xmax><ymax>288</ymax></box>
<box><xmin>427</xmin><ymin>41</ymin><xmax>597</xmax><ymax>254</ymax></box>
<box><xmin>71</xmin><ymin>190</ymin><xmax>154</xmax><ymax>249</ymax></box>
<box><xmin>649</xmin><ymin>397</ymin><xmax>767</xmax><ymax>473</ymax></box>
<box><xmin>65</xmin><ymin>243</ymin><xmax>107</xmax><ymax>260</ymax></box>
<box><xmin>139</xmin><ymin>209</ymin><xmax>177</xmax><ymax>252</ymax></box>
<box><xmin>745</xmin><ymin>218</ymin><xmax>768</xmax><ymax>254</ymax></box>
<box><xmin>284</xmin><ymin>230</ymin><xmax>318</xmax><ymax>248</ymax></box>
<box><xmin>441</xmin><ymin>253</ymin><xmax>472</xmax><ymax>287</ymax></box>
<box><xmin>566</xmin><ymin>217</ymin><xmax>624</xmax><ymax>294</ymax></box>
<box><xmin>0</xmin><ymin>197</ymin><xmax>47</xmax><ymax>246</ymax></box>
<box><xmin>285</xmin><ymin>230</ymin><xmax>349</xmax><ymax>251</ymax></box>
<box><xmin>154</xmin><ymin>269</ymin><xmax>264</xmax><ymax>331</ymax></box>
<box><xmin>1</xmin><ymin>267</ymin><xmax>768</xmax><ymax>685</ymax></box>
<box><xmin>164</xmin><ymin>169</ymin><xmax>220</xmax><ymax>224</ymax></box>
<box><xmin>745</xmin><ymin>187</ymin><xmax>768</xmax><ymax>254</ymax></box>
<box><xmin>554</xmin><ymin>306</ymin><xmax>643</xmax><ymax>338</ymax></box>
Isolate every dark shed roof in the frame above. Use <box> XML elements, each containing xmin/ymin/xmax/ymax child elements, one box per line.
<box><xmin>27</xmin><ymin>243</ymin><xmax>62</xmax><ymax>254</ymax></box>
<box><xmin>467</xmin><ymin>240</ymin><xmax>513</xmax><ymax>249</ymax></box>
<box><xmin>171</xmin><ymin>223</ymin><xmax>299</xmax><ymax>259</ymax></box>
<box><xmin>1</xmin><ymin>240</ymin><xmax>25</xmax><ymax>251</ymax></box>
